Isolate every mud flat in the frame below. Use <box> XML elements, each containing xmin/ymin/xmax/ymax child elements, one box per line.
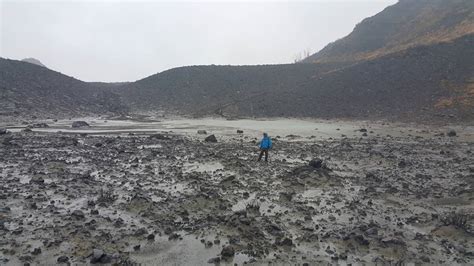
<box><xmin>0</xmin><ymin>118</ymin><xmax>473</xmax><ymax>265</ymax></box>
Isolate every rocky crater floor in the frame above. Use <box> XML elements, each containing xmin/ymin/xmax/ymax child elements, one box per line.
<box><xmin>0</xmin><ymin>119</ymin><xmax>473</xmax><ymax>265</ymax></box>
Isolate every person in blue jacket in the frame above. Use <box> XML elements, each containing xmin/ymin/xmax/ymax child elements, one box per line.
<box><xmin>258</xmin><ymin>132</ymin><xmax>272</xmax><ymax>162</ymax></box>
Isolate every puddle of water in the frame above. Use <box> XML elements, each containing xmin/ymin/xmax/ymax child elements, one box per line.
<box><xmin>131</xmin><ymin>233</ymin><xmax>252</xmax><ymax>266</ymax></box>
<box><xmin>4</xmin><ymin>117</ymin><xmax>473</xmax><ymax>141</ymax></box>
<box><xmin>183</xmin><ymin>161</ymin><xmax>224</xmax><ymax>174</ymax></box>
<box><xmin>232</xmin><ymin>193</ymin><xmax>290</xmax><ymax>216</ymax></box>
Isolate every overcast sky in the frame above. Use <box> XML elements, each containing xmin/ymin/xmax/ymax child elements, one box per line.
<box><xmin>0</xmin><ymin>0</ymin><xmax>397</xmax><ymax>82</ymax></box>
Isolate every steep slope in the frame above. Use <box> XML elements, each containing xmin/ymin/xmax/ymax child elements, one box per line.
<box><xmin>0</xmin><ymin>58</ymin><xmax>127</xmax><ymax>117</ymax></box>
<box><xmin>120</xmin><ymin>34</ymin><xmax>473</xmax><ymax>122</ymax></box>
<box><xmin>303</xmin><ymin>0</ymin><xmax>474</xmax><ymax>64</ymax></box>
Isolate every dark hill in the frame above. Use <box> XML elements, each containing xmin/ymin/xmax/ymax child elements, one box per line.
<box><xmin>120</xmin><ymin>34</ymin><xmax>473</xmax><ymax>122</ymax></box>
<box><xmin>120</xmin><ymin>62</ymin><xmax>342</xmax><ymax>116</ymax></box>
<box><xmin>303</xmin><ymin>0</ymin><xmax>474</xmax><ymax>64</ymax></box>
<box><xmin>0</xmin><ymin>58</ymin><xmax>127</xmax><ymax>117</ymax></box>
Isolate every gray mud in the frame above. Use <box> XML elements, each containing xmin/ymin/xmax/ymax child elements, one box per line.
<box><xmin>0</xmin><ymin>118</ymin><xmax>473</xmax><ymax>265</ymax></box>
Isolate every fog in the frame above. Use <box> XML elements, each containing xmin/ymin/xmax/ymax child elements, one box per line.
<box><xmin>0</xmin><ymin>0</ymin><xmax>396</xmax><ymax>82</ymax></box>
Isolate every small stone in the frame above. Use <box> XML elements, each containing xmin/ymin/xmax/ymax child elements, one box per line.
<box><xmin>135</xmin><ymin>228</ymin><xmax>147</xmax><ymax>236</ymax></box>
<box><xmin>71</xmin><ymin>210</ymin><xmax>85</xmax><ymax>219</ymax></box>
<box><xmin>57</xmin><ymin>256</ymin><xmax>69</xmax><ymax>263</ymax></box>
<box><xmin>221</xmin><ymin>245</ymin><xmax>235</xmax><ymax>258</ymax></box>
<box><xmin>197</xmin><ymin>130</ymin><xmax>207</xmax><ymax>135</ymax></box>
<box><xmin>72</xmin><ymin>121</ymin><xmax>90</xmax><ymax>128</ymax></box>
<box><xmin>208</xmin><ymin>257</ymin><xmax>221</xmax><ymax>264</ymax></box>
<box><xmin>398</xmin><ymin>160</ymin><xmax>407</xmax><ymax>168</ymax></box>
<box><xmin>205</xmin><ymin>135</ymin><xmax>218</xmax><ymax>143</ymax></box>
<box><xmin>90</xmin><ymin>249</ymin><xmax>104</xmax><ymax>264</ymax></box>
<box><xmin>420</xmin><ymin>256</ymin><xmax>430</xmax><ymax>263</ymax></box>
<box><xmin>30</xmin><ymin>176</ymin><xmax>45</xmax><ymax>184</ymax></box>
<box><xmin>277</xmin><ymin>237</ymin><xmax>293</xmax><ymax>246</ymax></box>
<box><xmin>447</xmin><ymin>130</ymin><xmax>456</xmax><ymax>137</ymax></box>
<box><xmin>31</xmin><ymin>248</ymin><xmax>41</xmax><ymax>255</ymax></box>
<box><xmin>147</xmin><ymin>234</ymin><xmax>155</xmax><ymax>240</ymax></box>
<box><xmin>29</xmin><ymin>123</ymin><xmax>49</xmax><ymax>128</ymax></box>
<box><xmin>309</xmin><ymin>159</ymin><xmax>323</xmax><ymax>169</ymax></box>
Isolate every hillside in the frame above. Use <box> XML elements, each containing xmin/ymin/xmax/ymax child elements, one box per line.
<box><xmin>0</xmin><ymin>58</ymin><xmax>127</xmax><ymax>117</ymax></box>
<box><xmin>120</xmin><ymin>62</ymin><xmax>342</xmax><ymax>115</ymax></box>
<box><xmin>303</xmin><ymin>0</ymin><xmax>474</xmax><ymax>64</ymax></box>
<box><xmin>120</xmin><ymin>34</ymin><xmax>473</xmax><ymax>122</ymax></box>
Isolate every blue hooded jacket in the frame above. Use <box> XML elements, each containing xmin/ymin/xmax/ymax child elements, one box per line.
<box><xmin>260</xmin><ymin>135</ymin><xmax>272</xmax><ymax>150</ymax></box>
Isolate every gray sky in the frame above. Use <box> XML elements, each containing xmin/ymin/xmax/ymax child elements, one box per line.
<box><xmin>0</xmin><ymin>0</ymin><xmax>397</xmax><ymax>82</ymax></box>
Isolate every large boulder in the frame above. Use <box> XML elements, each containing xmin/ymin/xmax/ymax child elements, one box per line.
<box><xmin>205</xmin><ymin>134</ymin><xmax>218</xmax><ymax>143</ymax></box>
<box><xmin>72</xmin><ymin>121</ymin><xmax>90</xmax><ymax>128</ymax></box>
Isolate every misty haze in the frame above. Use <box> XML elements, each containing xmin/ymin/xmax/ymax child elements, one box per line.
<box><xmin>0</xmin><ymin>0</ymin><xmax>473</xmax><ymax>265</ymax></box>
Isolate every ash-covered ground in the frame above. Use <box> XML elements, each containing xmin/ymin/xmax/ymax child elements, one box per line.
<box><xmin>0</xmin><ymin>118</ymin><xmax>473</xmax><ymax>265</ymax></box>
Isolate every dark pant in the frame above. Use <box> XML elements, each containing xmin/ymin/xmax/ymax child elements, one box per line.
<box><xmin>258</xmin><ymin>149</ymin><xmax>269</xmax><ymax>162</ymax></box>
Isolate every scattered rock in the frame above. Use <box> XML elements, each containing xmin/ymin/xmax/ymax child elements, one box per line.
<box><xmin>135</xmin><ymin>228</ymin><xmax>147</xmax><ymax>236</ymax></box>
<box><xmin>208</xmin><ymin>257</ymin><xmax>221</xmax><ymax>264</ymax></box>
<box><xmin>420</xmin><ymin>256</ymin><xmax>430</xmax><ymax>263</ymax></box>
<box><xmin>29</xmin><ymin>123</ymin><xmax>49</xmax><ymax>128</ymax></box>
<box><xmin>31</xmin><ymin>248</ymin><xmax>41</xmax><ymax>255</ymax></box>
<box><xmin>57</xmin><ymin>256</ymin><xmax>69</xmax><ymax>263</ymax></box>
<box><xmin>309</xmin><ymin>159</ymin><xmax>323</xmax><ymax>169</ymax></box>
<box><xmin>149</xmin><ymin>134</ymin><xmax>170</xmax><ymax>140</ymax></box>
<box><xmin>205</xmin><ymin>134</ymin><xmax>218</xmax><ymax>143</ymax></box>
<box><xmin>197</xmin><ymin>130</ymin><xmax>207</xmax><ymax>135</ymax></box>
<box><xmin>220</xmin><ymin>245</ymin><xmax>235</xmax><ymax>258</ymax></box>
<box><xmin>72</xmin><ymin>121</ymin><xmax>90</xmax><ymax>128</ymax></box>
<box><xmin>398</xmin><ymin>160</ymin><xmax>407</xmax><ymax>168</ymax></box>
<box><xmin>0</xmin><ymin>128</ymin><xmax>7</xmax><ymax>135</ymax></box>
<box><xmin>72</xmin><ymin>210</ymin><xmax>85</xmax><ymax>219</ymax></box>
<box><xmin>276</xmin><ymin>237</ymin><xmax>294</xmax><ymax>246</ymax></box>
<box><xmin>236</xmin><ymin>130</ymin><xmax>244</xmax><ymax>134</ymax></box>
<box><xmin>447</xmin><ymin>130</ymin><xmax>457</xmax><ymax>137</ymax></box>
<box><xmin>90</xmin><ymin>249</ymin><xmax>112</xmax><ymax>264</ymax></box>
<box><xmin>29</xmin><ymin>176</ymin><xmax>45</xmax><ymax>184</ymax></box>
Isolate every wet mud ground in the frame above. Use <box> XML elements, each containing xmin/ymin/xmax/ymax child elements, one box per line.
<box><xmin>0</xmin><ymin>120</ymin><xmax>473</xmax><ymax>265</ymax></box>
